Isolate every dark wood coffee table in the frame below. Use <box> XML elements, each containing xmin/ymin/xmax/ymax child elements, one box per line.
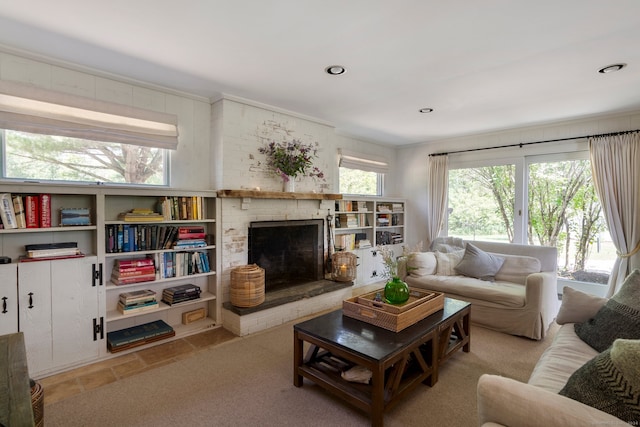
<box><xmin>293</xmin><ymin>297</ymin><xmax>470</xmax><ymax>427</ymax></box>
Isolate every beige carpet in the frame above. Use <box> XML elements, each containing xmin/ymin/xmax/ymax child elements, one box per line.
<box><xmin>44</xmin><ymin>317</ymin><xmax>558</xmax><ymax>427</ymax></box>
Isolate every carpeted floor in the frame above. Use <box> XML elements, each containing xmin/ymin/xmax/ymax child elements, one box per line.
<box><xmin>44</xmin><ymin>317</ymin><xmax>558</xmax><ymax>426</ymax></box>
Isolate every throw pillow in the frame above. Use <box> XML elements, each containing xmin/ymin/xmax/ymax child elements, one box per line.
<box><xmin>556</xmin><ymin>286</ymin><xmax>608</xmax><ymax>325</ymax></box>
<box><xmin>435</xmin><ymin>250</ymin><xmax>464</xmax><ymax>276</ymax></box>
<box><xmin>574</xmin><ymin>269</ymin><xmax>640</xmax><ymax>352</ymax></box>
<box><xmin>454</xmin><ymin>243</ymin><xmax>505</xmax><ymax>281</ymax></box>
<box><xmin>559</xmin><ymin>338</ymin><xmax>640</xmax><ymax>422</ymax></box>
<box><xmin>407</xmin><ymin>252</ymin><xmax>437</xmax><ymax>277</ymax></box>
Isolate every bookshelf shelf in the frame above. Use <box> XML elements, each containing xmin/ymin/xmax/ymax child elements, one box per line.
<box><xmin>0</xmin><ymin>225</ymin><xmax>97</xmax><ymax>234</ymax></box>
<box><xmin>106</xmin><ymin>291</ymin><xmax>217</xmax><ymax>322</ymax></box>
<box><xmin>104</xmin><ymin>245</ymin><xmax>216</xmax><ymax>257</ymax></box>
<box><xmin>104</xmin><ymin>271</ymin><xmax>216</xmax><ymax>290</ymax></box>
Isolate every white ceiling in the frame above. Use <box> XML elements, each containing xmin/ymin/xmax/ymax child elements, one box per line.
<box><xmin>0</xmin><ymin>1</ymin><xmax>639</xmax><ymax>146</ymax></box>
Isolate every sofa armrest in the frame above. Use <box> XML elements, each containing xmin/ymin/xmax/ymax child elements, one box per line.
<box><xmin>524</xmin><ymin>271</ymin><xmax>559</xmax><ymax>333</ymax></box>
<box><xmin>477</xmin><ymin>374</ymin><xmax>627</xmax><ymax>427</ymax></box>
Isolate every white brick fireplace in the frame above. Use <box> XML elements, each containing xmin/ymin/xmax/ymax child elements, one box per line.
<box><xmin>219</xmin><ymin>193</ymin><xmax>351</xmax><ymax>336</ymax></box>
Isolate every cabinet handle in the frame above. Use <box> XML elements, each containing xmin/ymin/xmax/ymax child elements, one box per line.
<box><xmin>28</xmin><ymin>292</ymin><xmax>34</xmax><ymax>309</ymax></box>
<box><xmin>2</xmin><ymin>296</ymin><xmax>6</xmax><ymax>313</ymax></box>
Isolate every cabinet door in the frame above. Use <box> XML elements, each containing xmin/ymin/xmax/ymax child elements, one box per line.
<box><xmin>0</xmin><ymin>263</ymin><xmax>18</xmax><ymax>335</ymax></box>
<box><xmin>51</xmin><ymin>256</ymin><xmax>101</xmax><ymax>367</ymax></box>
<box><xmin>18</xmin><ymin>261</ymin><xmax>53</xmax><ymax>376</ymax></box>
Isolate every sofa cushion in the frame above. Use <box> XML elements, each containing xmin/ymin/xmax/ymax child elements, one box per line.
<box><xmin>435</xmin><ymin>250</ymin><xmax>464</xmax><ymax>276</ymax></box>
<box><xmin>556</xmin><ymin>286</ymin><xmax>607</xmax><ymax>325</ymax></box>
<box><xmin>493</xmin><ymin>254</ymin><xmax>541</xmax><ymax>285</ymax></box>
<box><xmin>559</xmin><ymin>338</ymin><xmax>640</xmax><ymax>423</ymax></box>
<box><xmin>404</xmin><ymin>274</ymin><xmax>526</xmax><ymax>307</ymax></box>
<box><xmin>575</xmin><ymin>269</ymin><xmax>640</xmax><ymax>352</ymax></box>
<box><xmin>528</xmin><ymin>324</ymin><xmax>599</xmax><ymax>393</ymax></box>
<box><xmin>407</xmin><ymin>251</ymin><xmax>437</xmax><ymax>277</ymax></box>
<box><xmin>455</xmin><ymin>243</ymin><xmax>505</xmax><ymax>281</ymax></box>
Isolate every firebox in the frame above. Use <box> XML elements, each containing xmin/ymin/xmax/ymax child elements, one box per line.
<box><xmin>248</xmin><ymin>219</ymin><xmax>324</xmax><ymax>292</ymax></box>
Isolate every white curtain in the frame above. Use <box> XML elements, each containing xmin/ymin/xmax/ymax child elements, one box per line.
<box><xmin>589</xmin><ymin>132</ymin><xmax>640</xmax><ymax>296</ymax></box>
<box><xmin>425</xmin><ymin>155</ymin><xmax>449</xmax><ymax>247</ymax></box>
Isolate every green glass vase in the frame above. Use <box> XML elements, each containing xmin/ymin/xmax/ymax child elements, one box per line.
<box><xmin>384</xmin><ymin>276</ymin><xmax>410</xmax><ymax>304</ymax></box>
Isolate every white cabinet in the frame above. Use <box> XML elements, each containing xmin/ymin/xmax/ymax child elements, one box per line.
<box><xmin>18</xmin><ymin>256</ymin><xmax>102</xmax><ymax>377</ymax></box>
<box><xmin>0</xmin><ymin>264</ymin><xmax>18</xmax><ymax>335</ymax></box>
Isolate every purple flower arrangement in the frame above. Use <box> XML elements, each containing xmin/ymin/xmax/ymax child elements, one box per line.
<box><xmin>258</xmin><ymin>139</ymin><xmax>325</xmax><ymax>181</ymax></box>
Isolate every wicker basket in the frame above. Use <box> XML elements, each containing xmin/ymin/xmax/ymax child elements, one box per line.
<box><xmin>30</xmin><ymin>379</ymin><xmax>44</xmax><ymax>427</ymax></box>
<box><xmin>230</xmin><ymin>264</ymin><xmax>265</xmax><ymax>307</ymax></box>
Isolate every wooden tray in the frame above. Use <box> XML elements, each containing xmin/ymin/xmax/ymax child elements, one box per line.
<box><xmin>343</xmin><ymin>288</ymin><xmax>444</xmax><ymax>332</ymax></box>
<box><xmin>356</xmin><ymin>288</ymin><xmax>440</xmax><ymax>314</ymax></box>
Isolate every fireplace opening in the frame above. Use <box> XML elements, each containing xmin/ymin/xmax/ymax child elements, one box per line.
<box><xmin>248</xmin><ymin>219</ymin><xmax>324</xmax><ymax>292</ymax></box>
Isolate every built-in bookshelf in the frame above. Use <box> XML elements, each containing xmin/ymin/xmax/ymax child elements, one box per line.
<box><xmin>334</xmin><ymin>198</ymin><xmax>405</xmax><ymax>250</ymax></box>
<box><xmin>334</xmin><ymin>197</ymin><xmax>406</xmax><ymax>286</ymax></box>
<box><xmin>101</xmin><ymin>189</ymin><xmax>220</xmax><ymax>354</ymax></box>
<box><xmin>0</xmin><ymin>183</ymin><xmax>220</xmax><ymax>376</ymax></box>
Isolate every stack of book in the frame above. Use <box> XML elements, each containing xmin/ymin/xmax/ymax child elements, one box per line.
<box><xmin>161</xmin><ymin>284</ymin><xmax>201</xmax><ymax>305</ymax></box>
<box><xmin>111</xmin><ymin>257</ymin><xmax>156</xmax><ymax>285</ymax></box>
<box><xmin>106</xmin><ymin>319</ymin><xmax>175</xmax><ymax>353</ymax></box>
<box><xmin>157</xmin><ymin>196</ymin><xmax>204</xmax><ymax>221</ymax></box>
<box><xmin>117</xmin><ymin>208</ymin><xmax>164</xmax><ymax>222</ymax></box>
<box><xmin>172</xmin><ymin>225</ymin><xmax>207</xmax><ymax>249</ymax></box>
<box><xmin>117</xmin><ymin>289</ymin><xmax>158</xmax><ymax>315</ymax></box>
<box><xmin>20</xmin><ymin>242</ymin><xmax>83</xmax><ymax>262</ymax></box>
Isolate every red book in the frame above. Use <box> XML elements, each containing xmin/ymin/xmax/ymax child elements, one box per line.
<box><xmin>116</xmin><ymin>258</ymin><xmax>155</xmax><ymax>268</ymax></box>
<box><xmin>112</xmin><ymin>275</ymin><xmax>156</xmax><ymax>285</ymax></box>
<box><xmin>39</xmin><ymin>193</ymin><xmax>51</xmax><ymax>227</ymax></box>
<box><xmin>115</xmin><ymin>266</ymin><xmax>156</xmax><ymax>277</ymax></box>
<box><xmin>24</xmin><ymin>195</ymin><xmax>39</xmax><ymax>228</ymax></box>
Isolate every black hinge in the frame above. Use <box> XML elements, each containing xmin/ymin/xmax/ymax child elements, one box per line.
<box><xmin>93</xmin><ymin>317</ymin><xmax>104</xmax><ymax>341</ymax></box>
<box><xmin>92</xmin><ymin>263</ymin><xmax>103</xmax><ymax>287</ymax></box>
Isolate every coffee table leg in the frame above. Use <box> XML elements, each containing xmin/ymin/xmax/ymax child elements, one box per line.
<box><xmin>371</xmin><ymin>364</ymin><xmax>385</xmax><ymax>427</ymax></box>
<box><xmin>293</xmin><ymin>331</ymin><xmax>303</xmax><ymax>387</ymax></box>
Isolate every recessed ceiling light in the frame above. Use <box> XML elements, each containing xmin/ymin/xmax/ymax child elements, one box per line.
<box><xmin>598</xmin><ymin>63</ymin><xmax>626</xmax><ymax>74</ymax></box>
<box><xmin>325</xmin><ymin>65</ymin><xmax>346</xmax><ymax>75</ymax></box>
<box><xmin>419</xmin><ymin>108</ymin><xmax>434</xmax><ymax>113</ymax></box>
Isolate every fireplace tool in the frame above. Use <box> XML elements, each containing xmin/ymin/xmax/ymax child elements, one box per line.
<box><xmin>325</xmin><ymin>209</ymin><xmax>334</xmax><ymax>274</ymax></box>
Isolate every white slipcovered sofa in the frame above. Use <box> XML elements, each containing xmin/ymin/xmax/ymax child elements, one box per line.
<box><xmin>477</xmin><ymin>282</ymin><xmax>639</xmax><ymax>426</ymax></box>
<box><xmin>399</xmin><ymin>240</ymin><xmax>558</xmax><ymax>340</ymax></box>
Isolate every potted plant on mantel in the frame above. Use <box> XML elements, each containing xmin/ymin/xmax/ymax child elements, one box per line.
<box><xmin>258</xmin><ymin>139</ymin><xmax>325</xmax><ymax>192</ymax></box>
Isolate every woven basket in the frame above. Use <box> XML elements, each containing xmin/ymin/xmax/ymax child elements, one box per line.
<box><xmin>230</xmin><ymin>264</ymin><xmax>265</xmax><ymax>307</ymax></box>
<box><xmin>30</xmin><ymin>379</ymin><xmax>44</xmax><ymax>427</ymax></box>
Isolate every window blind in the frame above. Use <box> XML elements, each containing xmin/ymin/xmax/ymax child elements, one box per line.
<box><xmin>0</xmin><ymin>80</ymin><xmax>179</xmax><ymax>150</ymax></box>
<box><xmin>338</xmin><ymin>149</ymin><xmax>389</xmax><ymax>174</ymax></box>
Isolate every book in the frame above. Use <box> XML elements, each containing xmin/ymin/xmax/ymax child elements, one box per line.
<box><xmin>39</xmin><ymin>194</ymin><xmax>51</xmax><ymax>227</ymax></box>
<box><xmin>27</xmin><ymin>247</ymin><xmax>80</xmax><ymax>258</ymax></box>
<box><xmin>119</xmin><ymin>289</ymin><xmax>156</xmax><ymax>304</ymax></box>
<box><xmin>115</xmin><ymin>257</ymin><xmax>154</xmax><ymax>268</ymax></box>
<box><xmin>117</xmin><ymin>300</ymin><xmax>159</xmax><ymax>315</ymax></box>
<box><xmin>106</xmin><ymin>320</ymin><xmax>174</xmax><ymax>352</ymax></box>
<box><xmin>18</xmin><ymin>253</ymin><xmax>85</xmax><ymax>262</ymax></box>
<box><xmin>25</xmin><ymin>242</ymin><xmax>78</xmax><ymax>251</ymax></box>
<box><xmin>60</xmin><ymin>208</ymin><xmax>91</xmax><ymax>226</ymax></box>
<box><xmin>113</xmin><ymin>266</ymin><xmax>156</xmax><ymax>277</ymax></box>
<box><xmin>111</xmin><ymin>274</ymin><xmax>156</xmax><ymax>285</ymax></box>
<box><xmin>0</xmin><ymin>193</ymin><xmax>17</xmax><ymax>229</ymax></box>
<box><xmin>12</xmin><ymin>195</ymin><xmax>26</xmax><ymax>228</ymax></box>
<box><xmin>24</xmin><ymin>195</ymin><xmax>39</xmax><ymax>228</ymax></box>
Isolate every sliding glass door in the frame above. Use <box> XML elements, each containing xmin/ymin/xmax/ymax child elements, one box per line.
<box><xmin>447</xmin><ymin>152</ymin><xmax>615</xmax><ymax>286</ymax></box>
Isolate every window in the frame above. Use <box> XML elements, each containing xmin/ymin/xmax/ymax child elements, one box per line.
<box><xmin>339</xmin><ymin>167</ymin><xmax>381</xmax><ymax>196</ymax></box>
<box><xmin>338</xmin><ymin>149</ymin><xmax>388</xmax><ymax>196</ymax></box>
<box><xmin>447</xmin><ymin>153</ymin><xmax>615</xmax><ymax>286</ymax></box>
<box><xmin>448</xmin><ymin>164</ymin><xmax>515</xmax><ymax>242</ymax></box>
<box><xmin>2</xmin><ymin>130</ymin><xmax>167</xmax><ymax>185</ymax></box>
<box><xmin>0</xmin><ymin>80</ymin><xmax>177</xmax><ymax>185</ymax></box>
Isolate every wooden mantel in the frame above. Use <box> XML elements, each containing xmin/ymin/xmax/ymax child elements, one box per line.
<box><xmin>217</xmin><ymin>189</ymin><xmax>342</xmax><ymax>200</ymax></box>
